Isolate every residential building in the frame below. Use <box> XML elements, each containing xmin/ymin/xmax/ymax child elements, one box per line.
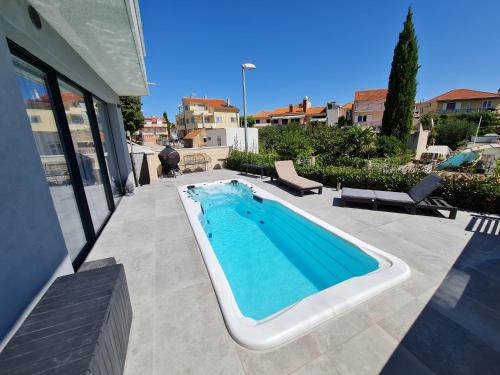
<box><xmin>254</xmin><ymin>97</ymin><xmax>327</xmax><ymax>126</ymax></box>
<box><xmin>0</xmin><ymin>0</ymin><xmax>147</xmax><ymax>348</ymax></box>
<box><xmin>417</xmin><ymin>89</ymin><xmax>500</xmax><ymax>116</ymax></box>
<box><xmin>176</xmin><ymin>97</ymin><xmax>240</xmax><ymax>138</ymax></box>
<box><xmin>352</xmin><ymin>89</ymin><xmax>388</xmax><ymax>131</ymax></box>
<box><xmin>326</xmin><ymin>101</ymin><xmax>353</xmax><ymax>125</ymax></box>
<box><xmin>205</xmin><ymin>128</ymin><xmax>259</xmax><ymax>152</ymax></box>
<box><xmin>141</xmin><ymin>116</ymin><xmax>169</xmax><ymax>144</ymax></box>
<box><xmin>182</xmin><ymin>128</ymin><xmax>259</xmax><ymax>152</ymax></box>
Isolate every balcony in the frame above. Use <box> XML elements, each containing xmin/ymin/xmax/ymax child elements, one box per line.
<box><xmin>84</xmin><ymin>169</ymin><xmax>500</xmax><ymax>374</ymax></box>
<box><xmin>436</xmin><ymin>107</ymin><xmax>497</xmax><ymax>115</ymax></box>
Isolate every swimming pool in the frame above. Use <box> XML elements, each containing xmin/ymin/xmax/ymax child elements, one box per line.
<box><xmin>179</xmin><ymin>180</ymin><xmax>410</xmax><ymax>349</ymax></box>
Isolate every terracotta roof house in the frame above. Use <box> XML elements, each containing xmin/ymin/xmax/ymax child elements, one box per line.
<box><xmin>352</xmin><ymin>89</ymin><xmax>388</xmax><ymax>131</ymax></box>
<box><xmin>176</xmin><ymin>97</ymin><xmax>240</xmax><ymax>138</ymax></box>
<box><xmin>417</xmin><ymin>89</ymin><xmax>500</xmax><ymax>115</ymax></box>
<box><xmin>141</xmin><ymin>116</ymin><xmax>169</xmax><ymax>144</ymax></box>
<box><xmin>326</xmin><ymin>102</ymin><xmax>353</xmax><ymax>126</ymax></box>
<box><xmin>254</xmin><ymin>97</ymin><xmax>327</xmax><ymax>126</ymax></box>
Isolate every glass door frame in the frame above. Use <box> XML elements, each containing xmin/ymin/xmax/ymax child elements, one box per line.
<box><xmin>9</xmin><ymin>40</ymin><xmax>119</xmax><ymax>270</ymax></box>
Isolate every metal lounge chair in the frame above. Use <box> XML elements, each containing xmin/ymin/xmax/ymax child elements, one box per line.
<box><xmin>341</xmin><ymin>174</ymin><xmax>457</xmax><ymax>218</ymax></box>
<box><xmin>274</xmin><ymin>160</ymin><xmax>323</xmax><ymax>196</ymax></box>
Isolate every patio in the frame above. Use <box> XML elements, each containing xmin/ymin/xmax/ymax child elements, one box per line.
<box><xmin>86</xmin><ymin>169</ymin><xmax>500</xmax><ymax>375</ymax></box>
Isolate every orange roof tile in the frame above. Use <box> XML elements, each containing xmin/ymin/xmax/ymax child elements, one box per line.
<box><xmin>305</xmin><ymin>106</ymin><xmax>327</xmax><ymax>115</ymax></box>
<box><xmin>255</xmin><ymin>104</ymin><xmax>326</xmax><ymax>117</ymax></box>
<box><xmin>144</xmin><ymin>116</ymin><xmax>166</xmax><ymax>124</ymax></box>
<box><xmin>341</xmin><ymin>102</ymin><xmax>353</xmax><ymax>109</ymax></box>
<box><xmin>183</xmin><ymin>97</ymin><xmax>240</xmax><ymax>112</ymax></box>
<box><xmin>184</xmin><ymin>129</ymin><xmax>203</xmax><ymax>139</ymax></box>
<box><xmin>428</xmin><ymin>89</ymin><xmax>500</xmax><ymax>102</ymax></box>
<box><xmin>254</xmin><ymin>111</ymin><xmax>271</xmax><ymax>118</ymax></box>
<box><xmin>354</xmin><ymin>89</ymin><xmax>388</xmax><ymax>102</ymax></box>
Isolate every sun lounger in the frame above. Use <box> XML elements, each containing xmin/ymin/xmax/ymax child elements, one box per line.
<box><xmin>341</xmin><ymin>174</ymin><xmax>456</xmax><ymax>218</ymax></box>
<box><xmin>274</xmin><ymin>160</ymin><xmax>323</xmax><ymax>196</ymax></box>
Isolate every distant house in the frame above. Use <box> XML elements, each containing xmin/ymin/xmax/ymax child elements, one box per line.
<box><xmin>182</xmin><ymin>128</ymin><xmax>259</xmax><ymax>152</ymax></box>
<box><xmin>326</xmin><ymin>102</ymin><xmax>353</xmax><ymax>126</ymax></box>
<box><xmin>141</xmin><ymin>116</ymin><xmax>168</xmax><ymax>144</ymax></box>
<box><xmin>254</xmin><ymin>97</ymin><xmax>327</xmax><ymax>126</ymax></box>
<box><xmin>352</xmin><ymin>89</ymin><xmax>388</xmax><ymax>131</ymax></box>
<box><xmin>175</xmin><ymin>97</ymin><xmax>240</xmax><ymax>138</ymax></box>
<box><xmin>417</xmin><ymin>89</ymin><xmax>500</xmax><ymax>116</ymax></box>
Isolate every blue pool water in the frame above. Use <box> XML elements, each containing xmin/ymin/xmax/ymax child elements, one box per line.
<box><xmin>188</xmin><ymin>182</ymin><xmax>379</xmax><ymax>320</ymax></box>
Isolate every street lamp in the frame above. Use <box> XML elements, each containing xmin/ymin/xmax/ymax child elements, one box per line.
<box><xmin>242</xmin><ymin>63</ymin><xmax>256</xmax><ymax>152</ymax></box>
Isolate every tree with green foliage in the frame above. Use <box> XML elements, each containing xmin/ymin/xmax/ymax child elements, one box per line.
<box><xmin>240</xmin><ymin>115</ymin><xmax>256</xmax><ymax>127</ymax></box>
<box><xmin>119</xmin><ymin>96</ymin><xmax>144</xmax><ymax>134</ymax></box>
<box><xmin>381</xmin><ymin>7</ymin><xmax>419</xmax><ymax>145</ymax></box>
<box><xmin>162</xmin><ymin>111</ymin><xmax>174</xmax><ymax>138</ymax></box>
<box><xmin>275</xmin><ymin>124</ymin><xmax>313</xmax><ymax>160</ymax></box>
<box><xmin>343</xmin><ymin>127</ymin><xmax>377</xmax><ymax>157</ymax></box>
<box><xmin>376</xmin><ymin>135</ymin><xmax>404</xmax><ymax>157</ymax></box>
<box><xmin>435</xmin><ymin>119</ymin><xmax>477</xmax><ymax>149</ymax></box>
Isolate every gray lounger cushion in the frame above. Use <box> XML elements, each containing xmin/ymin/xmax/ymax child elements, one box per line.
<box><xmin>374</xmin><ymin>191</ymin><xmax>415</xmax><ymax>204</ymax></box>
<box><xmin>407</xmin><ymin>174</ymin><xmax>445</xmax><ymax>203</ymax></box>
<box><xmin>342</xmin><ymin>188</ymin><xmax>376</xmax><ymax>199</ymax></box>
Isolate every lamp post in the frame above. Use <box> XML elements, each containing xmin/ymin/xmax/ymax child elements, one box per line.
<box><xmin>242</xmin><ymin>63</ymin><xmax>256</xmax><ymax>152</ymax></box>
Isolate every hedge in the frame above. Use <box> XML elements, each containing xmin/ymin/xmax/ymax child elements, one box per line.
<box><xmin>225</xmin><ymin>150</ymin><xmax>500</xmax><ymax>214</ymax></box>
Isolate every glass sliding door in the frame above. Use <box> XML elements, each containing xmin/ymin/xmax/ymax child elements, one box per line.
<box><xmin>93</xmin><ymin>98</ymin><xmax>123</xmax><ymax>203</ymax></box>
<box><xmin>58</xmin><ymin>80</ymin><xmax>111</xmax><ymax>233</ymax></box>
<box><xmin>12</xmin><ymin>56</ymin><xmax>87</xmax><ymax>260</ymax></box>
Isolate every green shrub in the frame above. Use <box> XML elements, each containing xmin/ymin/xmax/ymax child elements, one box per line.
<box><xmin>327</xmin><ymin>156</ymin><xmax>368</xmax><ymax>168</ymax></box>
<box><xmin>226</xmin><ymin>151</ymin><xmax>500</xmax><ymax>213</ymax></box>
<box><xmin>437</xmin><ymin>174</ymin><xmax>500</xmax><ymax>213</ymax></box>
<box><xmin>376</xmin><ymin>135</ymin><xmax>404</xmax><ymax>157</ymax></box>
<box><xmin>435</xmin><ymin>119</ymin><xmax>477</xmax><ymax>149</ymax></box>
<box><xmin>225</xmin><ymin>150</ymin><xmax>277</xmax><ymax>170</ymax></box>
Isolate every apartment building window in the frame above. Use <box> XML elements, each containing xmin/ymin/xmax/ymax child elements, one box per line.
<box><xmin>445</xmin><ymin>102</ymin><xmax>456</xmax><ymax>110</ymax></box>
<box><xmin>216</xmin><ymin>116</ymin><xmax>222</xmax><ymax>123</ymax></box>
<box><xmin>70</xmin><ymin>114</ymin><xmax>85</xmax><ymax>124</ymax></box>
<box><xmin>357</xmin><ymin>115</ymin><xmax>367</xmax><ymax>122</ymax></box>
<box><xmin>30</xmin><ymin>114</ymin><xmax>42</xmax><ymax>123</ymax></box>
<box><xmin>282</xmin><ymin>119</ymin><xmax>289</xmax><ymax>125</ymax></box>
<box><xmin>217</xmin><ymin>136</ymin><xmax>222</xmax><ymax>146</ymax></box>
<box><xmin>272</xmin><ymin>119</ymin><xmax>279</xmax><ymax>124</ymax></box>
<box><xmin>184</xmin><ymin>105</ymin><xmax>189</xmax><ymax>110</ymax></box>
<box><xmin>266</xmin><ymin>119</ymin><xmax>271</xmax><ymax>124</ymax></box>
<box><xmin>256</xmin><ymin>119</ymin><xmax>261</xmax><ymax>124</ymax></box>
<box><xmin>230</xmin><ymin>117</ymin><xmax>236</xmax><ymax>123</ymax></box>
<box><xmin>483</xmin><ymin>100</ymin><xmax>492</xmax><ymax>108</ymax></box>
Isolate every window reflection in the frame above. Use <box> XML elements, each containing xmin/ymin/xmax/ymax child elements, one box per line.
<box><xmin>12</xmin><ymin>56</ymin><xmax>87</xmax><ymax>260</ymax></box>
<box><xmin>93</xmin><ymin>98</ymin><xmax>123</xmax><ymax>202</ymax></box>
<box><xmin>58</xmin><ymin>80</ymin><xmax>110</xmax><ymax>232</ymax></box>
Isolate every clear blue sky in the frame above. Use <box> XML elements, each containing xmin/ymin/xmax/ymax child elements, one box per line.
<box><xmin>139</xmin><ymin>0</ymin><xmax>500</xmax><ymax>118</ymax></box>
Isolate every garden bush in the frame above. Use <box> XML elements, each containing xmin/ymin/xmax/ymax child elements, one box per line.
<box><xmin>225</xmin><ymin>151</ymin><xmax>500</xmax><ymax>214</ymax></box>
<box><xmin>376</xmin><ymin>135</ymin><xmax>404</xmax><ymax>157</ymax></box>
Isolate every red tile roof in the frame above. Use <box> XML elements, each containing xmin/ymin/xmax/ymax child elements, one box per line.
<box><xmin>341</xmin><ymin>102</ymin><xmax>353</xmax><ymax>110</ymax></box>
<box><xmin>183</xmin><ymin>97</ymin><xmax>239</xmax><ymax>112</ymax></box>
<box><xmin>184</xmin><ymin>129</ymin><xmax>203</xmax><ymax>140</ymax></box>
<box><xmin>254</xmin><ymin>104</ymin><xmax>326</xmax><ymax>118</ymax></box>
<box><xmin>428</xmin><ymin>89</ymin><xmax>500</xmax><ymax>102</ymax></box>
<box><xmin>144</xmin><ymin>116</ymin><xmax>167</xmax><ymax>125</ymax></box>
<box><xmin>354</xmin><ymin>89</ymin><xmax>388</xmax><ymax>102</ymax></box>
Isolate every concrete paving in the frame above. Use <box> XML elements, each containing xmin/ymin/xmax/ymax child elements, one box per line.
<box><xmin>86</xmin><ymin>169</ymin><xmax>500</xmax><ymax>375</ymax></box>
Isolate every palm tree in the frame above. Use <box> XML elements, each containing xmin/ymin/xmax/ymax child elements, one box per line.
<box><xmin>344</xmin><ymin>127</ymin><xmax>376</xmax><ymax>157</ymax></box>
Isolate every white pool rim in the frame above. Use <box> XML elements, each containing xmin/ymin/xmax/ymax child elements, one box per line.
<box><xmin>178</xmin><ymin>179</ymin><xmax>410</xmax><ymax>350</ymax></box>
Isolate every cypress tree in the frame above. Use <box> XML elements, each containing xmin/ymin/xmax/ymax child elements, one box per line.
<box><xmin>381</xmin><ymin>7</ymin><xmax>419</xmax><ymax>145</ymax></box>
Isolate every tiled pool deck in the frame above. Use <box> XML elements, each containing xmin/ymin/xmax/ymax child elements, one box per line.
<box><xmin>87</xmin><ymin>169</ymin><xmax>500</xmax><ymax>375</ymax></box>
